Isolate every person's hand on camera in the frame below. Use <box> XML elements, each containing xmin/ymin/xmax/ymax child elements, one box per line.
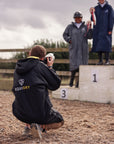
<box><xmin>47</xmin><ymin>57</ymin><xmax>54</xmax><ymax>68</ymax></box>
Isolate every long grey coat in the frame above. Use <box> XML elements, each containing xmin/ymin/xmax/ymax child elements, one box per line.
<box><xmin>63</xmin><ymin>22</ymin><xmax>92</xmax><ymax>71</ymax></box>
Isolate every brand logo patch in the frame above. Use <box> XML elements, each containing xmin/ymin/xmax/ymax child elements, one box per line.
<box><xmin>105</xmin><ymin>9</ymin><xmax>108</xmax><ymax>13</ymax></box>
<box><xmin>18</xmin><ymin>79</ymin><xmax>25</xmax><ymax>86</ymax></box>
<box><xmin>81</xmin><ymin>27</ymin><xmax>86</xmax><ymax>33</ymax></box>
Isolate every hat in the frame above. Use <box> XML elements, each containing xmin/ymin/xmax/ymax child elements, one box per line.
<box><xmin>73</xmin><ymin>11</ymin><xmax>83</xmax><ymax>18</ymax></box>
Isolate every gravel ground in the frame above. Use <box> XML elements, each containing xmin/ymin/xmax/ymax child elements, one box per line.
<box><xmin>0</xmin><ymin>91</ymin><xmax>114</xmax><ymax>144</ymax></box>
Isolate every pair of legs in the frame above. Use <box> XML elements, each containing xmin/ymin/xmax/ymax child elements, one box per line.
<box><xmin>24</xmin><ymin>108</ymin><xmax>64</xmax><ymax>136</ymax></box>
<box><xmin>98</xmin><ymin>52</ymin><xmax>110</xmax><ymax>65</ymax></box>
<box><xmin>69</xmin><ymin>68</ymin><xmax>79</xmax><ymax>87</ymax></box>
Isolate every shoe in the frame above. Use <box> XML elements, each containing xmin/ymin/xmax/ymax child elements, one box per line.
<box><xmin>97</xmin><ymin>61</ymin><xmax>103</xmax><ymax>65</ymax></box>
<box><xmin>22</xmin><ymin>126</ymin><xmax>31</xmax><ymax>135</ymax></box>
<box><xmin>30</xmin><ymin>123</ymin><xmax>42</xmax><ymax>139</ymax></box>
<box><xmin>104</xmin><ymin>61</ymin><xmax>110</xmax><ymax>65</ymax></box>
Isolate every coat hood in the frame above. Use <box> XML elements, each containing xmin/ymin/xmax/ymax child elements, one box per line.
<box><xmin>15</xmin><ymin>58</ymin><xmax>39</xmax><ymax>74</ymax></box>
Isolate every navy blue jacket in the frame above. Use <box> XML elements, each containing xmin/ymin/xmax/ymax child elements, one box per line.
<box><xmin>12</xmin><ymin>57</ymin><xmax>61</xmax><ymax>124</ymax></box>
<box><xmin>92</xmin><ymin>2</ymin><xmax>113</xmax><ymax>52</ymax></box>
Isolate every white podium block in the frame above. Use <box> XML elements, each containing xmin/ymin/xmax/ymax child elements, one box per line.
<box><xmin>53</xmin><ymin>86</ymin><xmax>80</xmax><ymax>100</ymax></box>
<box><xmin>52</xmin><ymin>66</ymin><xmax>114</xmax><ymax>104</ymax></box>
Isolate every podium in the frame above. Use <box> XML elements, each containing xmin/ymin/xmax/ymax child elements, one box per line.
<box><xmin>52</xmin><ymin>66</ymin><xmax>114</xmax><ymax>104</ymax></box>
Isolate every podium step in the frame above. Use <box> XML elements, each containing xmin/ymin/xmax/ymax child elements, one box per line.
<box><xmin>52</xmin><ymin>66</ymin><xmax>114</xmax><ymax>104</ymax></box>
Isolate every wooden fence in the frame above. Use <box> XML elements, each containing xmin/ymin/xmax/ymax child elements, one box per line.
<box><xmin>0</xmin><ymin>47</ymin><xmax>114</xmax><ymax>90</ymax></box>
<box><xmin>0</xmin><ymin>47</ymin><xmax>114</xmax><ymax>74</ymax></box>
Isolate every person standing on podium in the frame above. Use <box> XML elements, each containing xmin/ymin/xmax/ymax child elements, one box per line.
<box><xmin>90</xmin><ymin>0</ymin><xmax>114</xmax><ymax>65</ymax></box>
<box><xmin>63</xmin><ymin>11</ymin><xmax>93</xmax><ymax>87</ymax></box>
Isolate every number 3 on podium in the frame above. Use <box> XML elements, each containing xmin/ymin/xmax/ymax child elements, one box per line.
<box><xmin>61</xmin><ymin>89</ymin><xmax>67</xmax><ymax>99</ymax></box>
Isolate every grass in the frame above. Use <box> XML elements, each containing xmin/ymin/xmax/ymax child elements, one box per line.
<box><xmin>0</xmin><ymin>75</ymin><xmax>78</xmax><ymax>90</ymax></box>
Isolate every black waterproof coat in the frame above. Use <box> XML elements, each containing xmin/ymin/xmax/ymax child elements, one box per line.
<box><xmin>12</xmin><ymin>57</ymin><xmax>61</xmax><ymax>124</ymax></box>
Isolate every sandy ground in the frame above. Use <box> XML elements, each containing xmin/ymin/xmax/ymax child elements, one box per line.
<box><xmin>0</xmin><ymin>91</ymin><xmax>114</xmax><ymax>144</ymax></box>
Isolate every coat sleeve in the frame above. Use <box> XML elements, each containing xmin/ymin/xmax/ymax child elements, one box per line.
<box><xmin>40</xmin><ymin>63</ymin><xmax>61</xmax><ymax>91</ymax></box>
<box><xmin>63</xmin><ymin>25</ymin><xmax>71</xmax><ymax>43</ymax></box>
<box><xmin>113</xmin><ymin>10</ymin><xmax>114</xmax><ymax>25</ymax></box>
<box><xmin>108</xmin><ymin>6</ymin><xmax>114</xmax><ymax>32</ymax></box>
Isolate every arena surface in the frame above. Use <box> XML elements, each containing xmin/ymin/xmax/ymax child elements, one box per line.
<box><xmin>0</xmin><ymin>91</ymin><xmax>114</xmax><ymax>144</ymax></box>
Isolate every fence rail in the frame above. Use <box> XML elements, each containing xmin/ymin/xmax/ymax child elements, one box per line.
<box><xmin>0</xmin><ymin>48</ymin><xmax>68</xmax><ymax>52</ymax></box>
<box><xmin>0</xmin><ymin>47</ymin><xmax>114</xmax><ymax>52</ymax></box>
<box><xmin>0</xmin><ymin>47</ymin><xmax>114</xmax><ymax>64</ymax></box>
<box><xmin>0</xmin><ymin>59</ymin><xmax>114</xmax><ymax>64</ymax></box>
<box><xmin>0</xmin><ymin>69</ymin><xmax>81</xmax><ymax>76</ymax></box>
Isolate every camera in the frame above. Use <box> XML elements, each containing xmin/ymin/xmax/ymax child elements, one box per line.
<box><xmin>43</xmin><ymin>53</ymin><xmax>55</xmax><ymax>64</ymax></box>
<box><xmin>43</xmin><ymin>57</ymin><xmax>51</xmax><ymax>64</ymax></box>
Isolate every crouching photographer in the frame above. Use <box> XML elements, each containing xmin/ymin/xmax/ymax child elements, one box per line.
<box><xmin>12</xmin><ymin>45</ymin><xmax>64</xmax><ymax>137</ymax></box>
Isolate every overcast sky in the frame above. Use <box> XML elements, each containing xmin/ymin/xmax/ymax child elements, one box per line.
<box><xmin>0</xmin><ymin>0</ymin><xmax>113</xmax><ymax>54</ymax></box>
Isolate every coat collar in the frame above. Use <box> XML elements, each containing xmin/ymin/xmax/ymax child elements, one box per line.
<box><xmin>27</xmin><ymin>56</ymin><xmax>39</xmax><ymax>59</ymax></box>
<box><xmin>98</xmin><ymin>1</ymin><xmax>108</xmax><ymax>8</ymax></box>
<box><xmin>72</xmin><ymin>21</ymin><xmax>85</xmax><ymax>29</ymax></box>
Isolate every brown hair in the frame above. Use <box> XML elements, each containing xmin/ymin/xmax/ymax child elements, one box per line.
<box><xmin>30</xmin><ymin>45</ymin><xmax>46</xmax><ymax>58</ymax></box>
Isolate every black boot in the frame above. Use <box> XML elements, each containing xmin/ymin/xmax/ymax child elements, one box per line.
<box><xmin>75</xmin><ymin>81</ymin><xmax>79</xmax><ymax>88</ymax></box>
<box><xmin>97</xmin><ymin>61</ymin><xmax>103</xmax><ymax>65</ymax></box>
<box><xmin>97</xmin><ymin>52</ymin><xmax>103</xmax><ymax>65</ymax></box>
<box><xmin>104</xmin><ymin>52</ymin><xmax>110</xmax><ymax>65</ymax></box>
<box><xmin>75</xmin><ymin>75</ymin><xmax>79</xmax><ymax>88</ymax></box>
<box><xmin>69</xmin><ymin>70</ymin><xmax>76</xmax><ymax>87</ymax></box>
